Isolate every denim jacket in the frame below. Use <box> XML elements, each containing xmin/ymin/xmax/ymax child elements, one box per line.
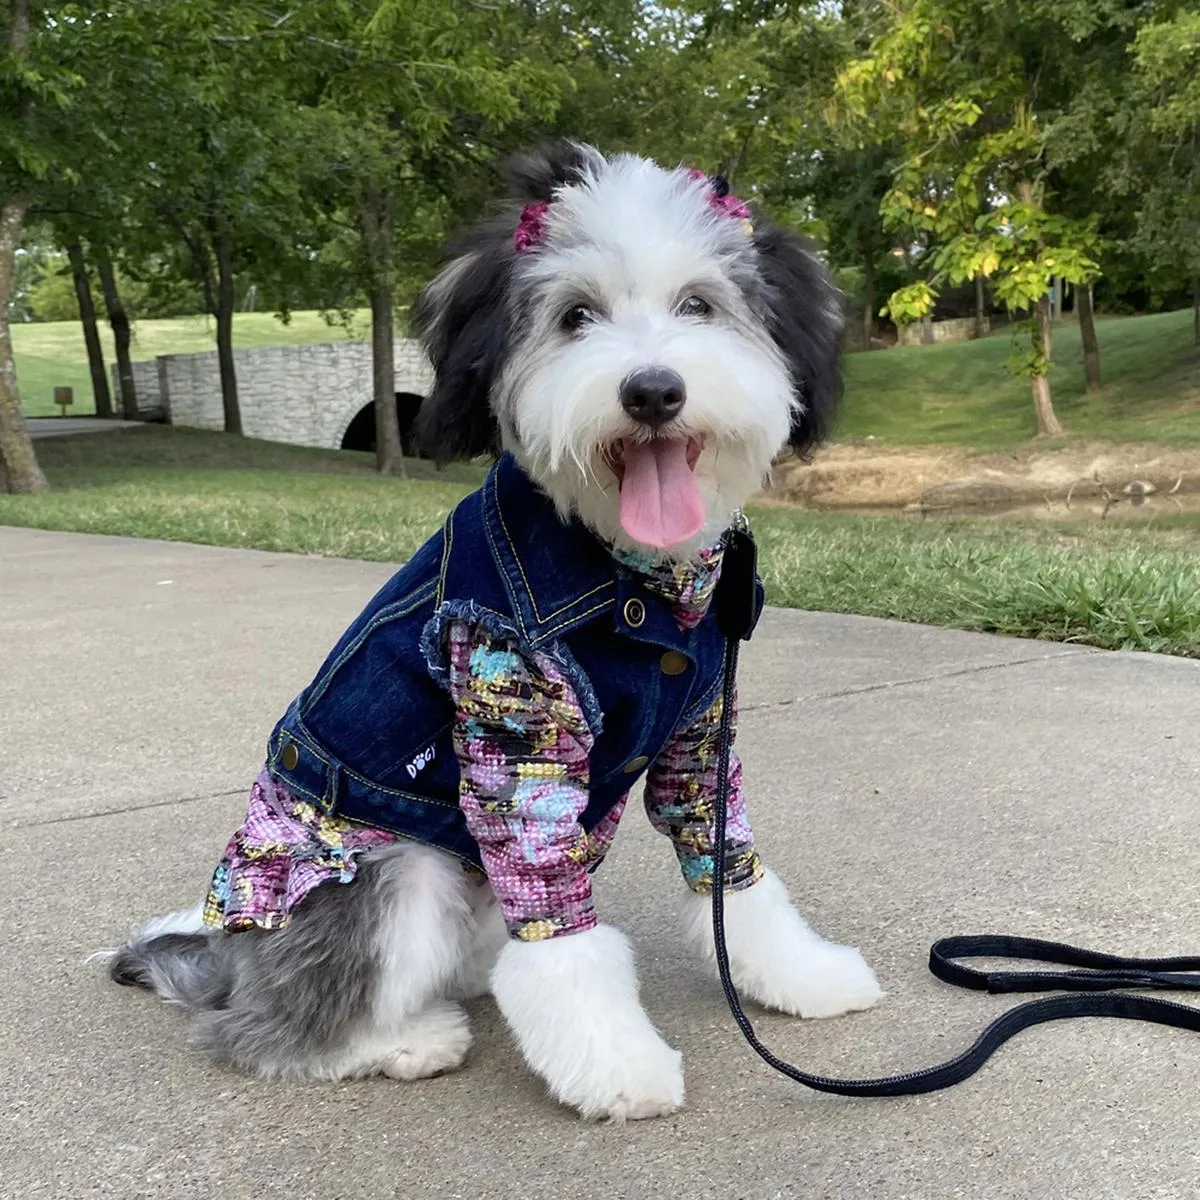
<box><xmin>265</xmin><ymin>452</ymin><xmax>762</xmax><ymax>869</ymax></box>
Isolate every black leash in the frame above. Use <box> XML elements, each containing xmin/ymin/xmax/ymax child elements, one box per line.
<box><xmin>710</xmin><ymin>524</ymin><xmax>1200</xmax><ymax>1096</ymax></box>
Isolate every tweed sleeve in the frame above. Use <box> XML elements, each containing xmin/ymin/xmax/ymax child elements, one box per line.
<box><xmin>643</xmin><ymin>686</ymin><xmax>763</xmax><ymax>894</ymax></box>
<box><xmin>444</xmin><ymin>620</ymin><xmax>625</xmax><ymax>941</ymax></box>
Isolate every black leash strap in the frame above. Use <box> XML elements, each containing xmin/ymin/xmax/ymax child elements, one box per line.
<box><xmin>710</xmin><ymin>526</ymin><xmax>1200</xmax><ymax>1097</ymax></box>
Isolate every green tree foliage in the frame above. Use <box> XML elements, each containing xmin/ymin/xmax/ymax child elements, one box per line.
<box><xmin>1109</xmin><ymin>4</ymin><xmax>1200</xmax><ymax>340</ymax></box>
<box><xmin>3</xmin><ymin>0</ymin><xmax>1195</xmax><ymax>472</ymax></box>
<box><xmin>255</xmin><ymin>1</ymin><xmax>570</xmax><ymax>472</ymax></box>
<box><xmin>648</xmin><ymin>3</ymin><xmax>907</xmax><ymax>347</ymax></box>
<box><xmin>834</xmin><ymin>0</ymin><xmax>1155</xmax><ymax>434</ymax></box>
<box><xmin>22</xmin><ymin>248</ymin><xmax>180</xmax><ymax>323</ymax></box>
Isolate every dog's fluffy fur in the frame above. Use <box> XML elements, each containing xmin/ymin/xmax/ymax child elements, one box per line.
<box><xmin>105</xmin><ymin>142</ymin><xmax>882</xmax><ymax>1119</ymax></box>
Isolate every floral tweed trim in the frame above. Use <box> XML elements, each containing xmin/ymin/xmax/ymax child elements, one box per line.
<box><xmin>203</xmin><ymin>769</ymin><xmax>397</xmax><ymax>932</ymax></box>
<box><xmin>644</xmin><ymin>686</ymin><xmax>763</xmax><ymax>894</ymax></box>
<box><xmin>446</xmin><ymin>621</ymin><xmax>622</xmax><ymax>941</ymax></box>
<box><xmin>609</xmin><ymin>541</ymin><xmax>724</xmax><ymax>631</ymax></box>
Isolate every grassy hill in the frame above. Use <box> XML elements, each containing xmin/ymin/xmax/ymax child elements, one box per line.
<box><xmin>13</xmin><ymin>306</ymin><xmax>1198</xmax><ymax>447</ymax></box>
<box><xmin>839</xmin><ymin>307</ymin><xmax>1199</xmax><ymax>448</ymax></box>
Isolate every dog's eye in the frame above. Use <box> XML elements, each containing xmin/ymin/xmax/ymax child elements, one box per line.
<box><xmin>561</xmin><ymin>304</ymin><xmax>597</xmax><ymax>332</ymax></box>
<box><xmin>676</xmin><ymin>295</ymin><xmax>712</xmax><ymax>319</ymax></box>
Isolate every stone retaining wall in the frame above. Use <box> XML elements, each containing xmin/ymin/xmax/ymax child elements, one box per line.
<box><xmin>896</xmin><ymin>316</ymin><xmax>989</xmax><ymax>347</ymax></box>
<box><xmin>112</xmin><ymin>339</ymin><xmax>433</xmax><ymax>448</ymax></box>
<box><xmin>108</xmin><ymin>360</ymin><xmax>163</xmax><ymax>415</ymax></box>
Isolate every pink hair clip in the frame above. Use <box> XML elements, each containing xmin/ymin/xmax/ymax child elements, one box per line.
<box><xmin>512</xmin><ymin>169</ymin><xmax>753</xmax><ymax>254</ymax></box>
<box><xmin>685</xmin><ymin>168</ymin><xmax>753</xmax><ymax>233</ymax></box>
<box><xmin>514</xmin><ymin>201</ymin><xmax>550</xmax><ymax>253</ymax></box>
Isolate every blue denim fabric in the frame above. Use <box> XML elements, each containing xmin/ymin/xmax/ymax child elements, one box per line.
<box><xmin>265</xmin><ymin>453</ymin><xmax>763</xmax><ymax>869</ymax></box>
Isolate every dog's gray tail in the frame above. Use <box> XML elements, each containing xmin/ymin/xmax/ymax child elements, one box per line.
<box><xmin>109</xmin><ymin>932</ymin><xmax>231</xmax><ymax>1011</ymax></box>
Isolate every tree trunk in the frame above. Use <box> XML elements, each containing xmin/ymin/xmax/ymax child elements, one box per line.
<box><xmin>209</xmin><ymin>223</ymin><xmax>242</xmax><ymax>435</ymax></box>
<box><xmin>861</xmin><ymin>248</ymin><xmax>876</xmax><ymax>348</ymax></box>
<box><xmin>0</xmin><ymin>0</ymin><xmax>48</xmax><ymax>492</ymax></box>
<box><xmin>1031</xmin><ymin>297</ymin><xmax>1063</xmax><ymax>436</ymax></box>
<box><xmin>95</xmin><ymin>245</ymin><xmax>139</xmax><ymax>420</ymax></box>
<box><xmin>360</xmin><ymin>185</ymin><xmax>404</xmax><ymax>476</ymax></box>
<box><xmin>65</xmin><ymin>240</ymin><xmax>113</xmax><ymax>419</ymax></box>
<box><xmin>1030</xmin><ymin>373</ymin><xmax>1060</xmax><ymax>436</ymax></box>
<box><xmin>1193</xmin><ymin>274</ymin><xmax>1199</xmax><ymax>344</ymax></box>
<box><xmin>0</xmin><ymin>197</ymin><xmax>48</xmax><ymax>493</ymax></box>
<box><xmin>1076</xmin><ymin>281</ymin><xmax>1101</xmax><ymax>393</ymax></box>
<box><xmin>973</xmin><ymin>178</ymin><xmax>990</xmax><ymax>340</ymax></box>
<box><xmin>716</xmin><ymin>128</ymin><xmax>754</xmax><ymax>191</ymax></box>
<box><xmin>1017</xmin><ymin>177</ymin><xmax>1064</xmax><ymax>436</ymax></box>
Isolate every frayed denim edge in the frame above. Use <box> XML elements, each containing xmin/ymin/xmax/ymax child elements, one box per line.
<box><xmin>420</xmin><ymin>599</ymin><xmax>522</xmax><ymax>688</ymax></box>
<box><xmin>420</xmin><ymin>599</ymin><xmax>604</xmax><ymax>736</ymax></box>
<box><xmin>544</xmin><ymin>640</ymin><xmax>604</xmax><ymax>736</ymax></box>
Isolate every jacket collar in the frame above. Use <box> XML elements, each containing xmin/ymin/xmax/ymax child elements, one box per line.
<box><xmin>482</xmin><ymin>453</ymin><xmax>699</xmax><ymax>654</ymax></box>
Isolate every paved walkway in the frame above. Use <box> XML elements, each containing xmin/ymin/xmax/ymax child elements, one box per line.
<box><xmin>3</xmin><ymin>526</ymin><xmax>1198</xmax><ymax>1200</ymax></box>
<box><xmin>25</xmin><ymin>417</ymin><xmax>144</xmax><ymax>438</ymax></box>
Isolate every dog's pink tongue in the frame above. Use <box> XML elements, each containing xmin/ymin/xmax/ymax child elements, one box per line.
<box><xmin>618</xmin><ymin>440</ymin><xmax>705</xmax><ymax>549</ymax></box>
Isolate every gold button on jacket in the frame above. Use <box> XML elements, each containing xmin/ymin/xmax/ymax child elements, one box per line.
<box><xmin>659</xmin><ymin>650</ymin><xmax>689</xmax><ymax>676</ymax></box>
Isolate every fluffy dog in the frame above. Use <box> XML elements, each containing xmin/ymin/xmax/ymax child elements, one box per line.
<box><xmin>106</xmin><ymin>142</ymin><xmax>882</xmax><ymax>1121</ymax></box>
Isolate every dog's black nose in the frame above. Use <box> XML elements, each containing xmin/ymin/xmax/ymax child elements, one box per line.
<box><xmin>619</xmin><ymin>367</ymin><xmax>686</xmax><ymax>427</ymax></box>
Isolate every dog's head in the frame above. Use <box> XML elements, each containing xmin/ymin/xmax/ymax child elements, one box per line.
<box><xmin>413</xmin><ymin>140</ymin><xmax>843</xmax><ymax>556</ymax></box>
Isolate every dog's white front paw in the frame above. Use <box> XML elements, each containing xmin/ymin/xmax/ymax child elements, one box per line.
<box><xmin>555</xmin><ymin>1022</ymin><xmax>684</xmax><ymax>1122</ymax></box>
<box><xmin>491</xmin><ymin>923</ymin><xmax>684</xmax><ymax>1121</ymax></box>
<box><xmin>680</xmin><ymin>867</ymin><xmax>884</xmax><ymax>1019</ymax></box>
<box><xmin>749</xmin><ymin>939</ymin><xmax>884</xmax><ymax>1019</ymax></box>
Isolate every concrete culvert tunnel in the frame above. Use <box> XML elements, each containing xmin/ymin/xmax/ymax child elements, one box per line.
<box><xmin>340</xmin><ymin>392</ymin><xmax>425</xmax><ymax>456</ymax></box>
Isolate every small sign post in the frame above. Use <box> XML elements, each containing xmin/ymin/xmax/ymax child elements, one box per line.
<box><xmin>54</xmin><ymin>386</ymin><xmax>74</xmax><ymax>417</ymax></box>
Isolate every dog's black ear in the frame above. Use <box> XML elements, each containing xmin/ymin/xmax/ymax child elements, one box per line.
<box><xmin>411</xmin><ymin>223</ymin><xmax>513</xmax><ymax>462</ymax></box>
<box><xmin>753</xmin><ymin>224</ymin><xmax>844</xmax><ymax>455</ymax></box>
<box><xmin>412</xmin><ymin>141</ymin><xmax>607</xmax><ymax>462</ymax></box>
<box><xmin>505</xmin><ymin>139</ymin><xmax>605</xmax><ymax>203</ymax></box>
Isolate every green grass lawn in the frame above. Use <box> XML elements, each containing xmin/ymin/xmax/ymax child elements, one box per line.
<box><xmin>14</xmin><ymin>306</ymin><xmax>1198</xmax><ymax>445</ymax></box>
<box><xmin>1</xmin><ymin>426</ymin><xmax>482</xmax><ymax>558</ymax></box>
<box><xmin>842</xmin><ymin>308</ymin><xmax>1198</xmax><ymax>447</ymax></box>
<box><xmin>4</xmin><ymin>426</ymin><xmax>1200</xmax><ymax>656</ymax></box>
<box><xmin>753</xmin><ymin>507</ymin><xmax>1200</xmax><ymax>656</ymax></box>
<box><xmin>13</xmin><ymin>310</ymin><xmax>373</xmax><ymax>417</ymax></box>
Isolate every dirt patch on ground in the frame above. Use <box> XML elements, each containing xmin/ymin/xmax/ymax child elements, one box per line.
<box><xmin>769</xmin><ymin>441</ymin><xmax>1200</xmax><ymax>520</ymax></box>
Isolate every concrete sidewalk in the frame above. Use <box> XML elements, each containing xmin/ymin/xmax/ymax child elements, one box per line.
<box><xmin>26</xmin><ymin>417</ymin><xmax>145</xmax><ymax>438</ymax></box>
<box><xmin>3</xmin><ymin>525</ymin><xmax>1198</xmax><ymax>1200</ymax></box>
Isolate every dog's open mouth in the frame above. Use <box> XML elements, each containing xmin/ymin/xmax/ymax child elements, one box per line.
<box><xmin>604</xmin><ymin>435</ymin><xmax>706</xmax><ymax>549</ymax></box>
